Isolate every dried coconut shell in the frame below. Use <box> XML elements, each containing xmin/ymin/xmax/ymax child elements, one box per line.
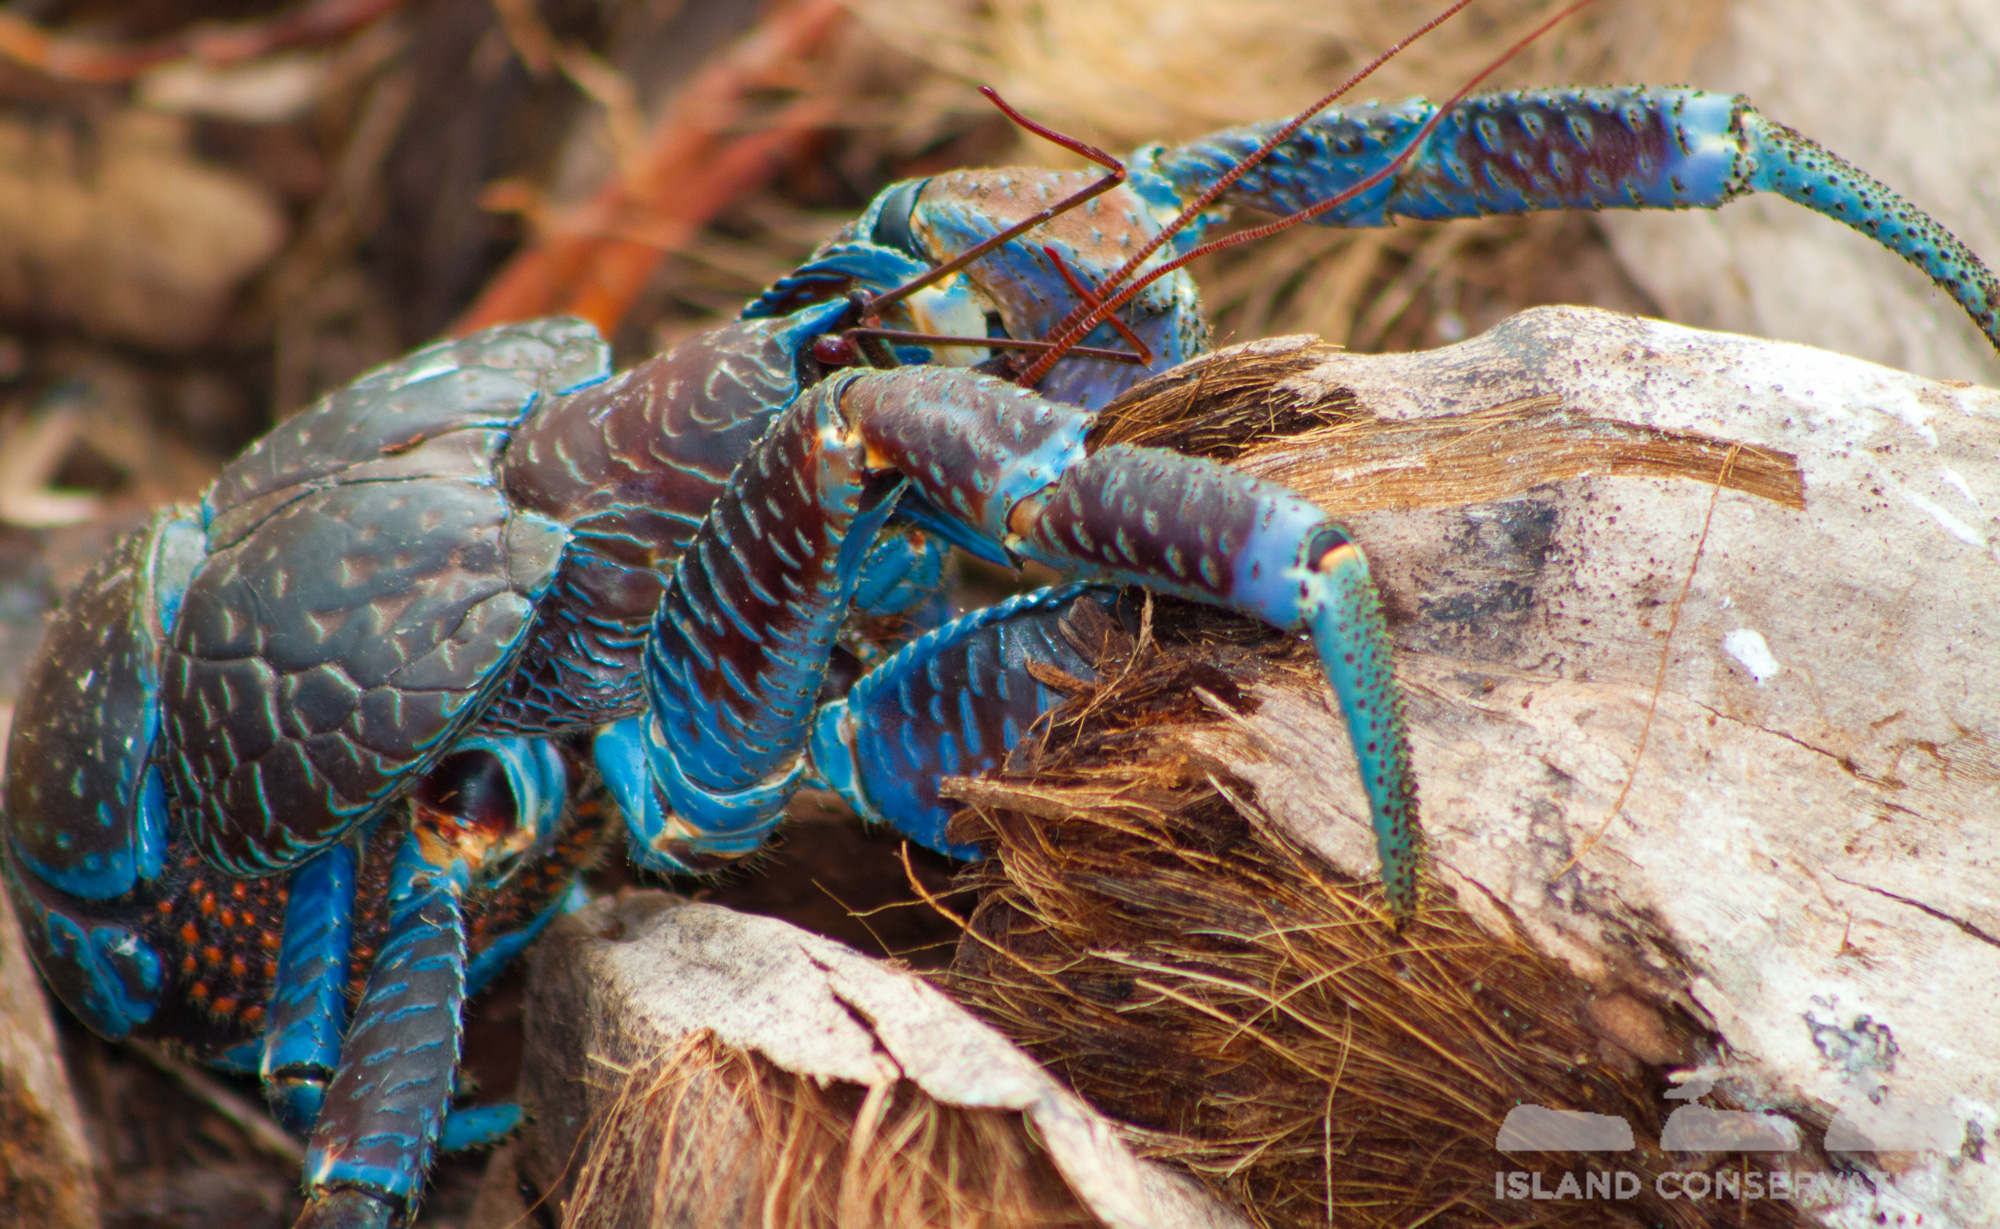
<box><xmin>988</xmin><ymin>306</ymin><xmax>1996</xmax><ymax>1225</ymax></box>
<box><xmin>486</xmin><ymin>892</ymin><xmax>1246</xmax><ymax>1229</ymax></box>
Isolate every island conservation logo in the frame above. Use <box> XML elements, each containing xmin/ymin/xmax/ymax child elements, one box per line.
<box><xmin>1491</xmin><ymin>1075</ymin><xmax>1962</xmax><ymax>1206</ymax></box>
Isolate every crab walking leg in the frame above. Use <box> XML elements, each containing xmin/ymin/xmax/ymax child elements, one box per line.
<box><xmin>812</xmin><ymin>584</ymin><xmax>1119</xmax><ymax>858</ymax></box>
<box><xmin>1140</xmin><ymin>87</ymin><xmax>2000</xmax><ymax>349</ymax></box>
<box><xmin>1305</xmin><ymin>540</ymin><xmax>1416</xmax><ymax>916</ymax></box>
<box><xmin>297</xmin><ymin>831</ymin><xmax>469</xmax><ymax>1229</ymax></box>
<box><xmin>260</xmin><ymin>840</ymin><xmax>359</xmax><ymax>1135</ymax></box>
<box><xmin>599</xmin><ymin>366</ymin><xmax>1419</xmax><ymax>916</ymax></box>
<box><xmin>845</xmin><ymin>368</ymin><xmax>1417</xmax><ymax>915</ymax></box>
<box><xmin>296</xmin><ymin>737</ymin><xmax>565</xmax><ymax>1227</ymax></box>
<box><xmin>592</xmin><ymin>369</ymin><xmax>908</xmax><ymax>873</ymax></box>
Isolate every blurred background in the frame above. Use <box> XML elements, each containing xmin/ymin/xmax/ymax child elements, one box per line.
<box><xmin>0</xmin><ymin>0</ymin><xmax>1993</xmax><ymax>1223</ymax></box>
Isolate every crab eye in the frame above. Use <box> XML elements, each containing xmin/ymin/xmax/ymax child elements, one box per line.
<box><xmin>813</xmin><ymin>334</ymin><xmax>860</xmax><ymax>367</ymax></box>
<box><xmin>412</xmin><ymin>750</ymin><xmax>519</xmax><ymax>839</ymax></box>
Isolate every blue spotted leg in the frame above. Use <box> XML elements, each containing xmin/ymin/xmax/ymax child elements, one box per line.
<box><xmin>814</xmin><ymin>583</ymin><xmax>1121</xmax><ymax>858</ymax></box>
<box><xmin>849</xmin><ymin>87</ymin><xmax>2000</xmax><ymax>417</ymax></box>
<box><xmin>1138</xmin><ymin>86</ymin><xmax>2000</xmax><ymax>345</ymax></box>
<box><xmin>596</xmin><ymin>365</ymin><xmax>1419</xmax><ymax>917</ymax></box>
<box><xmin>294</xmin><ymin>736</ymin><xmax>568</xmax><ymax>1227</ymax></box>
<box><xmin>302</xmin><ymin>827</ymin><xmax>469</xmax><ymax>1216</ymax></box>
<box><xmin>262</xmin><ymin>841</ymin><xmax>358</xmax><ymax>1134</ymax></box>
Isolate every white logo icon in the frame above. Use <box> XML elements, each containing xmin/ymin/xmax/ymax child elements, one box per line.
<box><xmin>1659</xmin><ymin>1076</ymin><xmax>1799</xmax><ymax>1152</ymax></box>
<box><xmin>1495</xmin><ymin>1075</ymin><xmax>1958</xmax><ymax>1156</ymax></box>
<box><xmin>1495</xmin><ymin>1106</ymin><xmax>1634</xmax><ymax>1152</ymax></box>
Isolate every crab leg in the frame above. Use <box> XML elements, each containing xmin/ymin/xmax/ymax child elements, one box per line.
<box><xmin>855</xmin><ymin>369</ymin><xmax>1416</xmax><ymax>914</ymax></box>
<box><xmin>261</xmin><ymin>841</ymin><xmax>359</xmax><ymax>1134</ymax></box>
<box><xmin>593</xmin><ymin>378</ymin><xmax>908</xmax><ymax>872</ymax></box>
<box><xmin>295</xmin><ymin>737</ymin><xmax>564</xmax><ymax>1228</ymax></box>
<box><xmin>299</xmin><ymin>828</ymin><xmax>467</xmax><ymax>1228</ymax></box>
<box><xmin>812</xmin><ymin>583</ymin><xmax>1118</xmax><ymax>859</ymax></box>
<box><xmin>1138</xmin><ymin>86</ymin><xmax>2000</xmax><ymax>348</ymax></box>
<box><xmin>597</xmin><ymin>366</ymin><xmax>1419</xmax><ymax>917</ymax></box>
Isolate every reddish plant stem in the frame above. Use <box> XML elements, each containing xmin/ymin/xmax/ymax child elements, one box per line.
<box><xmin>0</xmin><ymin>0</ymin><xmax>404</xmax><ymax>84</ymax></box>
<box><xmin>454</xmin><ymin>0</ymin><xmax>847</xmax><ymax>337</ymax></box>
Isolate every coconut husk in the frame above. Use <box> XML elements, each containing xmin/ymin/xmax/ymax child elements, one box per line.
<box><xmin>939</xmin><ymin>596</ymin><xmax>1816</xmax><ymax>1228</ymax></box>
<box><xmin>487</xmin><ymin>893</ymin><xmax>1244</xmax><ymax>1229</ymax></box>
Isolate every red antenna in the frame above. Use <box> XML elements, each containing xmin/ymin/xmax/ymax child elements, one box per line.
<box><xmin>1042</xmin><ymin>245</ymin><xmax>1154</xmax><ymax>364</ymax></box>
<box><xmin>1018</xmin><ymin>0</ymin><xmax>1600</xmax><ymax>387</ymax></box>
<box><xmin>820</xmin><ymin>87</ymin><xmax>1147</xmax><ymax>369</ymax></box>
<box><xmin>862</xmin><ymin>88</ymin><xmax>1127</xmax><ymax>316</ymax></box>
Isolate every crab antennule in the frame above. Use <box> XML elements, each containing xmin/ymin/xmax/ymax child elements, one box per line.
<box><xmin>862</xmin><ymin>88</ymin><xmax>1127</xmax><ymax>317</ymax></box>
<box><xmin>841</xmin><ymin>327</ymin><xmax>1145</xmax><ymax>363</ymax></box>
<box><xmin>1041</xmin><ymin>245</ymin><xmax>1153</xmax><ymax>363</ymax></box>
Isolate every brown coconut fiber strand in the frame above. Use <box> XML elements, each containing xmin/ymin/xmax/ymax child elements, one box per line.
<box><xmin>934</xmin><ymin>591</ymin><xmax>1826</xmax><ymax>1229</ymax></box>
<box><xmin>1090</xmin><ymin>339</ymin><xmax>1806</xmax><ymax>514</ymax></box>
<box><xmin>562</xmin><ymin>1031</ymin><xmax>1096</xmax><ymax>1229</ymax></box>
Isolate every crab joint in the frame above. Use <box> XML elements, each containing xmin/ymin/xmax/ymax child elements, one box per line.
<box><xmin>1005</xmin><ymin>490</ymin><xmax>1050</xmax><ymax>541</ymax></box>
<box><xmin>1313</xmin><ymin>541</ymin><xmax>1366</xmax><ymax>574</ymax></box>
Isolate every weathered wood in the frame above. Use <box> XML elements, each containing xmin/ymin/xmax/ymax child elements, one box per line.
<box><xmin>0</xmin><ymin>875</ymin><xmax>100</xmax><ymax>1229</ymax></box>
<box><xmin>1161</xmin><ymin>307</ymin><xmax>1997</xmax><ymax>1225</ymax></box>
